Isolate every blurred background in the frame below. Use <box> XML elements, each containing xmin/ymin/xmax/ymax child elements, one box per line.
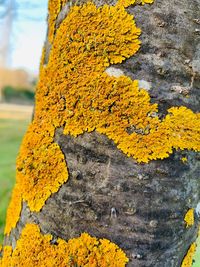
<box><xmin>0</xmin><ymin>0</ymin><xmax>199</xmax><ymax>265</ymax></box>
<box><xmin>0</xmin><ymin>0</ymin><xmax>47</xmax><ymax>242</ymax></box>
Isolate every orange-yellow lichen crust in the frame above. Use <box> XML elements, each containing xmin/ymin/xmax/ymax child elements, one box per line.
<box><xmin>5</xmin><ymin>0</ymin><xmax>200</xmax><ymax>237</ymax></box>
<box><xmin>0</xmin><ymin>246</ymin><xmax>12</xmax><ymax>267</ymax></box>
<box><xmin>184</xmin><ymin>208</ymin><xmax>195</xmax><ymax>228</ymax></box>
<box><xmin>0</xmin><ymin>224</ymin><xmax>128</xmax><ymax>267</ymax></box>
<box><xmin>4</xmin><ymin>184</ymin><xmax>22</xmax><ymax>235</ymax></box>
<box><xmin>117</xmin><ymin>0</ymin><xmax>153</xmax><ymax>8</ymax></box>
<box><xmin>181</xmin><ymin>157</ymin><xmax>188</xmax><ymax>163</ymax></box>
<box><xmin>36</xmin><ymin>1</ymin><xmax>200</xmax><ymax>163</ymax></box>
<box><xmin>48</xmin><ymin>0</ymin><xmax>68</xmax><ymax>43</ymax></box>
<box><xmin>181</xmin><ymin>243</ymin><xmax>196</xmax><ymax>267</ymax></box>
<box><xmin>4</xmin><ymin>120</ymin><xmax>68</xmax><ymax>234</ymax></box>
<box><xmin>16</xmin><ymin>121</ymin><xmax>68</xmax><ymax>212</ymax></box>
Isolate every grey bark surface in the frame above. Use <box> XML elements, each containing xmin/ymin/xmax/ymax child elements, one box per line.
<box><xmin>4</xmin><ymin>0</ymin><xmax>200</xmax><ymax>266</ymax></box>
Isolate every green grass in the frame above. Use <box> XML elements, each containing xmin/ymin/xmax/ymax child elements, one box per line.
<box><xmin>0</xmin><ymin>118</ymin><xmax>199</xmax><ymax>266</ymax></box>
<box><xmin>194</xmin><ymin>235</ymin><xmax>200</xmax><ymax>267</ymax></box>
<box><xmin>0</xmin><ymin>118</ymin><xmax>30</xmax><ymax>243</ymax></box>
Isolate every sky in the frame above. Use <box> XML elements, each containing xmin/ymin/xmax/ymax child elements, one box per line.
<box><xmin>12</xmin><ymin>18</ymin><xmax>47</xmax><ymax>74</ymax></box>
<box><xmin>0</xmin><ymin>0</ymin><xmax>48</xmax><ymax>75</ymax></box>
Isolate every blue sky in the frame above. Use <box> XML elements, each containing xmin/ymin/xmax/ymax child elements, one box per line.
<box><xmin>12</xmin><ymin>18</ymin><xmax>47</xmax><ymax>74</ymax></box>
<box><xmin>2</xmin><ymin>0</ymin><xmax>48</xmax><ymax>74</ymax></box>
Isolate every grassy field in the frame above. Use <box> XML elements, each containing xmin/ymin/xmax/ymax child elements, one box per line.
<box><xmin>0</xmin><ymin>118</ymin><xmax>30</xmax><ymax>242</ymax></box>
<box><xmin>194</xmin><ymin>235</ymin><xmax>200</xmax><ymax>267</ymax></box>
<box><xmin>0</xmin><ymin>116</ymin><xmax>199</xmax><ymax>266</ymax></box>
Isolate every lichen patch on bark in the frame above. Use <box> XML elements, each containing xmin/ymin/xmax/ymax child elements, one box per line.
<box><xmin>1</xmin><ymin>224</ymin><xmax>128</xmax><ymax>266</ymax></box>
<box><xmin>2</xmin><ymin>0</ymin><xmax>200</xmax><ymax>266</ymax></box>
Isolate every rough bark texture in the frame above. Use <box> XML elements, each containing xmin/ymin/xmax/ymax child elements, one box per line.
<box><xmin>4</xmin><ymin>0</ymin><xmax>200</xmax><ymax>266</ymax></box>
<box><xmin>4</xmin><ymin>131</ymin><xmax>200</xmax><ymax>266</ymax></box>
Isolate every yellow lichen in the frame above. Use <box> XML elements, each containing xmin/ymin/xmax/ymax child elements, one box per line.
<box><xmin>48</xmin><ymin>0</ymin><xmax>68</xmax><ymax>43</ymax></box>
<box><xmin>0</xmin><ymin>246</ymin><xmax>12</xmax><ymax>267</ymax></box>
<box><xmin>4</xmin><ymin>184</ymin><xmax>22</xmax><ymax>235</ymax></box>
<box><xmin>36</xmin><ymin>1</ymin><xmax>200</xmax><ymax>164</ymax></box>
<box><xmin>184</xmin><ymin>209</ymin><xmax>195</xmax><ymax>228</ymax></box>
<box><xmin>140</xmin><ymin>0</ymin><xmax>154</xmax><ymax>4</ymax></box>
<box><xmin>0</xmin><ymin>224</ymin><xmax>128</xmax><ymax>267</ymax></box>
<box><xmin>4</xmin><ymin>120</ymin><xmax>68</xmax><ymax>234</ymax></box>
<box><xmin>16</xmin><ymin>121</ymin><xmax>68</xmax><ymax>211</ymax></box>
<box><xmin>181</xmin><ymin>243</ymin><xmax>196</xmax><ymax>267</ymax></box>
<box><xmin>181</xmin><ymin>157</ymin><xmax>188</xmax><ymax>163</ymax></box>
<box><xmin>117</xmin><ymin>0</ymin><xmax>153</xmax><ymax>8</ymax></box>
<box><xmin>4</xmin><ymin>0</ymin><xmax>200</xmax><ymax>237</ymax></box>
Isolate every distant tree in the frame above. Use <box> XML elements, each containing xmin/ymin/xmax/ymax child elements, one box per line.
<box><xmin>0</xmin><ymin>0</ymin><xmax>47</xmax><ymax>67</ymax></box>
<box><xmin>0</xmin><ymin>0</ymin><xmax>15</xmax><ymax>66</ymax></box>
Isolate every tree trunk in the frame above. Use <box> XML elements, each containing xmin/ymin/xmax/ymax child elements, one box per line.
<box><xmin>1</xmin><ymin>0</ymin><xmax>200</xmax><ymax>266</ymax></box>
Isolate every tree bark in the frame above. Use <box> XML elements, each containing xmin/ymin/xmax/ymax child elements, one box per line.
<box><xmin>1</xmin><ymin>0</ymin><xmax>200</xmax><ymax>266</ymax></box>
